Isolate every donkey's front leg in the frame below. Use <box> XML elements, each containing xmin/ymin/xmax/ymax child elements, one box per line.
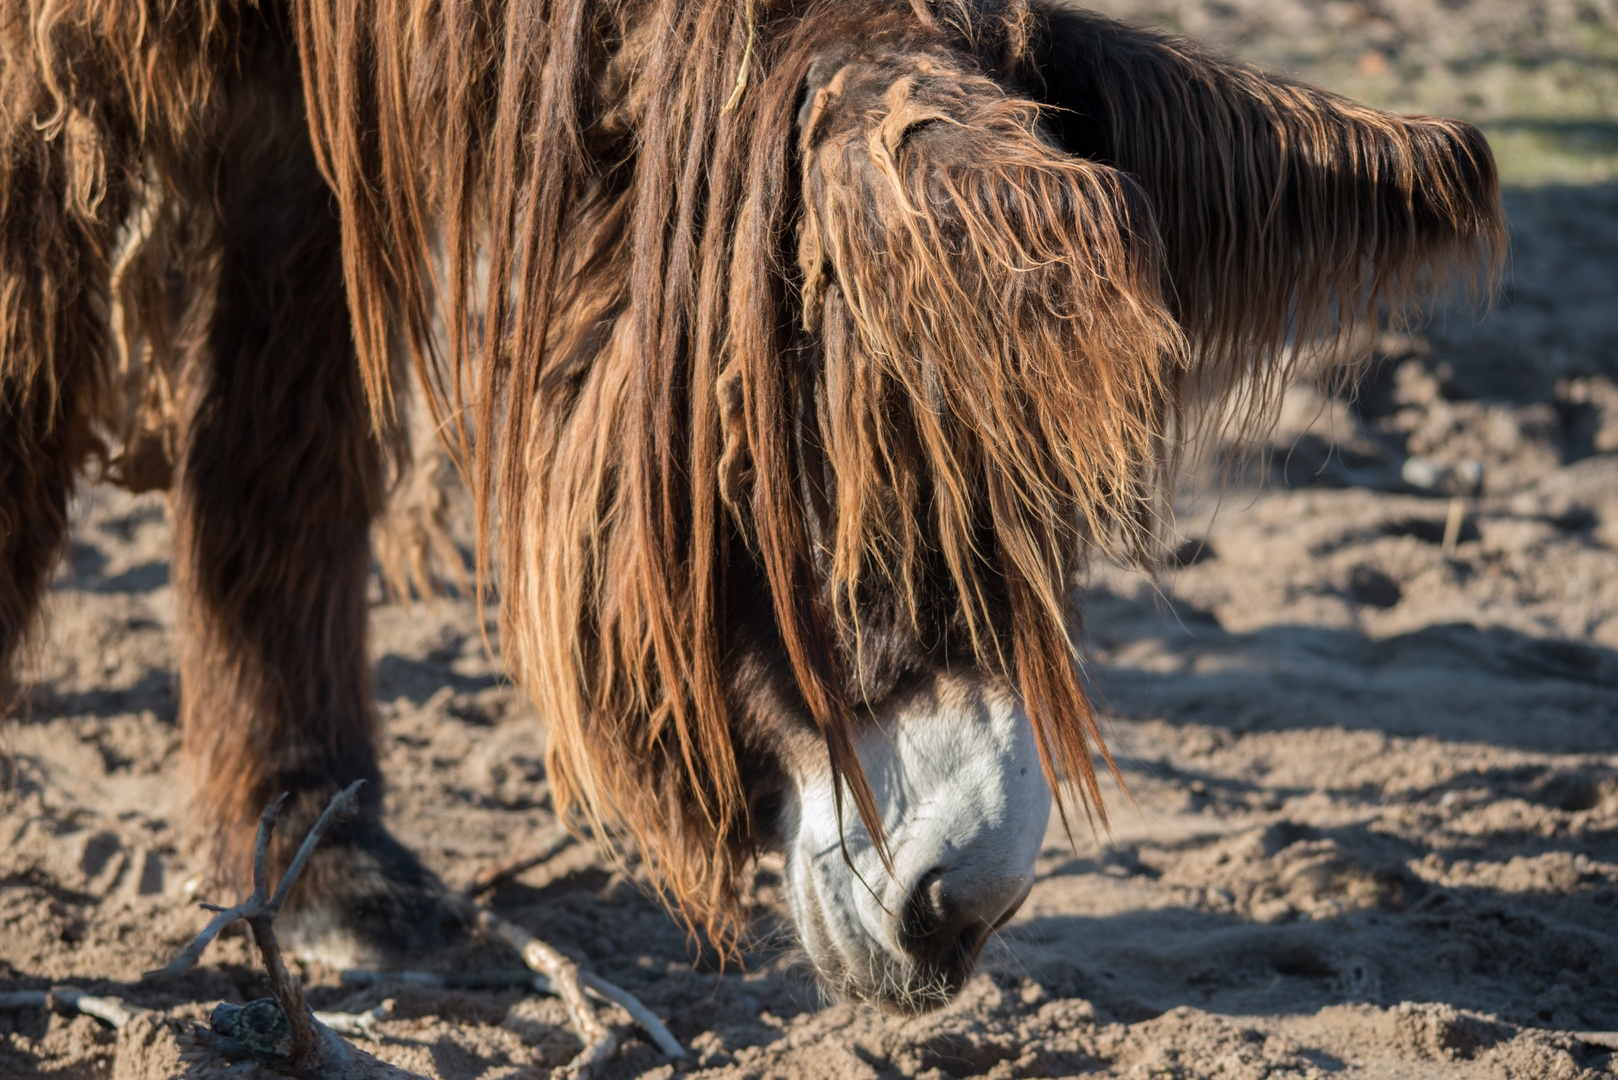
<box><xmin>170</xmin><ymin>24</ymin><xmax>466</xmax><ymax>967</ymax></box>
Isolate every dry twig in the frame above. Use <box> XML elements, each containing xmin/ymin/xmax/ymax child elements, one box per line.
<box><xmin>313</xmin><ymin>1000</ymin><xmax>395</xmax><ymax>1039</ymax></box>
<box><xmin>476</xmin><ymin>909</ymin><xmax>618</xmax><ymax>1074</ymax></box>
<box><xmin>461</xmin><ymin>823</ymin><xmax>692</xmax><ymax>1062</ymax></box>
<box><xmin>575</xmin><ymin>971</ymin><xmax>686</xmax><ymax>1060</ymax></box>
<box><xmin>0</xmin><ymin>989</ymin><xmax>147</xmax><ymax>1029</ymax></box>
<box><xmin>340</xmin><ymin>967</ymin><xmax>686</xmax><ymax>1059</ymax></box>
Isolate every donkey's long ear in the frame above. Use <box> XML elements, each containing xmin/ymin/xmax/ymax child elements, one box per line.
<box><xmin>1023</xmin><ymin>3</ymin><xmax>1506</xmax><ymax>415</ymax></box>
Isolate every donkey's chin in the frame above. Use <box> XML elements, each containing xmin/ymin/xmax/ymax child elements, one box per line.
<box><xmin>778</xmin><ymin>676</ymin><xmax>1051</xmax><ymax>1014</ymax></box>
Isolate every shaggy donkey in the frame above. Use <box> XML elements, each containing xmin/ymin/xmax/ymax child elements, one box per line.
<box><xmin>1</xmin><ymin>0</ymin><xmax>1501</xmax><ymax>1012</ymax></box>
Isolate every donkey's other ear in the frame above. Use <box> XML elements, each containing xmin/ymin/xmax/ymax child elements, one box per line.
<box><xmin>1023</xmin><ymin>3</ymin><xmax>1505</xmax><ymax>412</ymax></box>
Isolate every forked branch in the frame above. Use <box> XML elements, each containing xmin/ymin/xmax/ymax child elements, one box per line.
<box><xmin>147</xmin><ymin>784</ymin><xmax>679</xmax><ymax>1078</ymax></box>
<box><xmin>147</xmin><ymin>781</ymin><xmax>426</xmax><ymax>1079</ymax></box>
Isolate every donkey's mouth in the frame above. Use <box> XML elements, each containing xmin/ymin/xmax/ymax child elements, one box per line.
<box><xmin>791</xmin><ymin>863</ymin><xmax>1035</xmax><ymax>1015</ymax></box>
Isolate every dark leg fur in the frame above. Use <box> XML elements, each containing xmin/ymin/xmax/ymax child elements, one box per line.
<box><xmin>3</xmin><ymin>3</ymin><xmax>464</xmax><ymax>965</ymax></box>
<box><xmin>157</xmin><ymin>13</ymin><xmax>465</xmax><ymax>965</ymax></box>
<box><xmin>0</xmin><ymin>10</ymin><xmax>121</xmax><ymax>710</ymax></box>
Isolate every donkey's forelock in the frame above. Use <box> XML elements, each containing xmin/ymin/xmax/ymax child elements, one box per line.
<box><xmin>795</xmin><ymin>42</ymin><xmax>1185</xmax><ymax>830</ymax></box>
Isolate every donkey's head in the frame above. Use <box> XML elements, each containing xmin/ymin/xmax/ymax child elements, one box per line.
<box><xmin>308</xmin><ymin>0</ymin><xmax>1502</xmax><ymax>1014</ymax></box>
<box><xmin>747</xmin><ymin>33</ymin><xmax>1180</xmax><ymax>1009</ymax></box>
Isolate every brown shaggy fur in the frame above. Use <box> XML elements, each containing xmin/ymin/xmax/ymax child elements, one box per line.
<box><xmin>1</xmin><ymin>0</ymin><xmax>1504</xmax><ymax>952</ymax></box>
<box><xmin>0</xmin><ymin>4</ymin><xmax>404</xmax><ymax>911</ymax></box>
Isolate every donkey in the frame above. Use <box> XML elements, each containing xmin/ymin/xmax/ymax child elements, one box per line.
<box><xmin>0</xmin><ymin>0</ymin><xmax>1501</xmax><ymax>1012</ymax></box>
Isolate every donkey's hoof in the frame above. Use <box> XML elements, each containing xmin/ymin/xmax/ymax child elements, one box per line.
<box><xmin>276</xmin><ymin>817</ymin><xmax>472</xmax><ymax>970</ymax></box>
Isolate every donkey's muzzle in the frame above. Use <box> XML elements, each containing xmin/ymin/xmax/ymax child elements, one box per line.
<box><xmin>892</xmin><ymin>865</ymin><xmax>1034</xmax><ymax>1007</ymax></box>
<box><xmin>781</xmin><ymin>675</ymin><xmax>1051</xmax><ymax>1014</ymax></box>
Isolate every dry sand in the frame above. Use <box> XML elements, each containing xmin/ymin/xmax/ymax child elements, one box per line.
<box><xmin>5</xmin><ymin>2</ymin><xmax>1618</xmax><ymax>1077</ymax></box>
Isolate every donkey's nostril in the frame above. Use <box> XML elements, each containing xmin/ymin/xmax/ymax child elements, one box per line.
<box><xmin>902</xmin><ymin>868</ymin><xmax>951</xmax><ymax>940</ymax></box>
<box><xmin>900</xmin><ymin>867</ymin><xmax>994</xmax><ymax>971</ymax></box>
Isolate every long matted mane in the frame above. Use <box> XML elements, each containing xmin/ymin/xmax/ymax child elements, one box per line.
<box><xmin>3</xmin><ymin>0</ymin><xmax>1503</xmax><ymax>946</ymax></box>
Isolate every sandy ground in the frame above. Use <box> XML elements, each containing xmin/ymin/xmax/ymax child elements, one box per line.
<box><xmin>5</xmin><ymin>2</ymin><xmax>1618</xmax><ymax>1078</ymax></box>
